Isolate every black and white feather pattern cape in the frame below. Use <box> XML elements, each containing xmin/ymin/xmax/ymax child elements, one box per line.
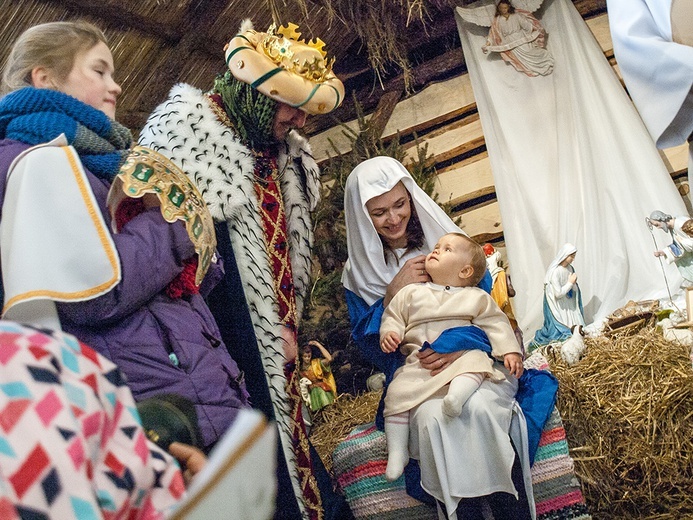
<box><xmin>138</xmin><ymin>83</ymin><xmax>320</xmax><ymax>518</ymax></box>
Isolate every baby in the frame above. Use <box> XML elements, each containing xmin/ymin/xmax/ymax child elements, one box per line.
<box><xmin>380</xmin><ymin>232</ymin><xmax>524</xmax><ymax>481</ymax></box>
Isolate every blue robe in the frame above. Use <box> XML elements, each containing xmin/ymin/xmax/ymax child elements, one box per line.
<box><xmin>530</xmin><ymin>283</ymin><xmax>584</xmax><ymax>349</ymax></box>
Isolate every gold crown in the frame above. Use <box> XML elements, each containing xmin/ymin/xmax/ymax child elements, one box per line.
<box><xmin>260</xmin><ymin>22</ymin><xmax>336</xmax><ymax>83</ymax></box>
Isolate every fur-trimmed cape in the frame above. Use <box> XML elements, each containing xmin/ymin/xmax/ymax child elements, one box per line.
<box><xmin>139</xmin><ymin>83</ymin><xmax>321</xmax><ymax>518</ymax></box>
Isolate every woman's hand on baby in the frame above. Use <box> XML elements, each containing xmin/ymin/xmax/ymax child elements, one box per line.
<box><xmin>168</xmin><ymin>442</ymin><xmax>207</xmax><ymax>486</ymax></box>
<box><xmin>381</xmin><ymin>332</ymin><xmax>401</xmax><ymax>353</ymax></box>
<box><xmin>384</xmin><ymin>255</ymin><xmax>430</xmax><ymax>307</ymax></box>
<box><xmin>503</xmin><ymin>353</ymin><xmax>524</xmax><ymax>378</ymax></box>
<box><xmin>418</xmin><ymin>349</ymin><xmax>462</xmax><ymax>376</ymax></box>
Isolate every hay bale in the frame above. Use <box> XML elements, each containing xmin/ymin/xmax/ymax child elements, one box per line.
<box><xmin>547</xmin><ymin>327</ymin><xmax>693</xmax><ymax>519</ymax></box>
<box><xmin>310</xmin><ymin>391</ymin><xmax>381</xmax><ymax>472</ymax></box>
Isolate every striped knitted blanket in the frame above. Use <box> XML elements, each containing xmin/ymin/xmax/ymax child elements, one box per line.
<box><xmin>332</xmin><ymin>353</ymin><xmax>591</xmax><ymax>520</ymax></box>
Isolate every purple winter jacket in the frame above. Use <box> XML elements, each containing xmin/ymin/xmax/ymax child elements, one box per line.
<box><xmin>0</xmin><ymin>140</ymin><xmax>250</xmax><ymax>449</ymax></box>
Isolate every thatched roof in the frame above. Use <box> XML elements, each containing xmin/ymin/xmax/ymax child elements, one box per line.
<box><xmin>0</xmin><ymin>0</ymin><xmax>607</xmax><ymax>135</ymax></box>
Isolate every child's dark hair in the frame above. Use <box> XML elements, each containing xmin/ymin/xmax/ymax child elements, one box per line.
<box><xmin>448</xmin><ymin>233</ymin><xmax>487</xmax><ymax>286</ymax></box>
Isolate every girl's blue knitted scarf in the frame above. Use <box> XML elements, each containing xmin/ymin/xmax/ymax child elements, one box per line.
<box><xmin>0</xmin><ymin>87</ymin><xmax>132</xmax><ymax>181</ymax></box>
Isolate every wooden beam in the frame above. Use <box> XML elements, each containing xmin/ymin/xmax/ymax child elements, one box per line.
<box><xmin>306</xmin><ymin>46</ymin><xmax>467</xmax><ymax>135</ymax></box>
<box><xmin>50</xmin><ymin>0</ymin><xmax>179</xmax><ymax>42</ymax></box>
<box><xmin>572</xmin><ymin>0</ymin><xmax>607</xmax><ymax>18</ymax></box>
<box><xmin>403</xmin><ymin>7</ymin><xmax>459</xmax><ymax>51</ymax></box>
<box><xmin>367</xmin><ymin>88</ymin><xmax>404</xmax><ymax>138</ymax></box>
<box><xmin>402</xmin><ymin>113</ymin><xmax>485</xmax><ymax>165</ymax></box>
<box><xmin>471</xmin><ymin>231</ymin><xmax>504</xmax><ymax>244</ymax></box>
<box><xmin>661</xmin><ymin>143</ymin><xmax>690</xmax><ymax>176</ymax></box>
<box><xmin>435</xmin><ymin>153</ymin><xmax>495</xmax><ymax>209</ymax></box>
<box><xmin>455</xmin><ymin>202</ymin><xmax>503</xmax><ymax>240</ymax></box>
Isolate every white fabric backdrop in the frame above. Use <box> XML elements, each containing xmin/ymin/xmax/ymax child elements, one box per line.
<box><xmin>607</xmin><ymin>0</ymin><xmax>693</xmax><ymax>150</ymax></box>
<box><xmin>607</xmin><ymin>0</ymin><xmax>693</xmax><ymax>206</ymax></box>
<box><xmin>455</xmin><ymin>0</ymin><xmax>688</xmax><ymax>340</ymax></box>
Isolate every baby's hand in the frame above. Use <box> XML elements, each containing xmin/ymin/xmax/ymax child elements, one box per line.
<box><xmin>504</xmin><ymin>352</ymin><xmax>524</xmax><ymax>378</ymax></box>
<box><xmin>381</xmin><ymin>332</ymin><xmax>401</xmax><ymax>353</ymax></box>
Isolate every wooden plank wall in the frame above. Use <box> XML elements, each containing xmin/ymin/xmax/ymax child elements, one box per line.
<box><xmin>308</xmin><ymin>13</ymin><xmax>690</xmax><ymax>249</ymax></box>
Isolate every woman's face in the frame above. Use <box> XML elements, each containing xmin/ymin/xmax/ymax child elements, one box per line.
<box><xmin>53</xmin><ymin>41</ymin><xmax>121</xmax><ymax>119</ymax></box>
<box><xmin>498</xmin><ymin>2</ymin><xmax>510</xmax><ymax>14</ymax></box>
<box><xmin>562</xmin><ymin>253</ymin><xmax>576</xmax><ymax>266</ymax></box>
<box><xmin>365</xmin><ymin>181</ymin><xmax>412</xmax><ymax>249</ymax></box>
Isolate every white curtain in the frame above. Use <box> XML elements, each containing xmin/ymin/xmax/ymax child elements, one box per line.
<box><xmin>455</xmin><ymin>0</ymin><xmax>687</xmax><ymax>340</ymax></box>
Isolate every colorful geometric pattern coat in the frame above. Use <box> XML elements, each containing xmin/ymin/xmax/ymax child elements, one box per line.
<box><xmin>0</xmin><ymin>321</ymin><xmax>185</xmax><ymax>520</ymax></box>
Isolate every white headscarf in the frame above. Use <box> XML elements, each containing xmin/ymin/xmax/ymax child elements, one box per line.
<box><xmin>341</xmin><ymin>156</ymin><xmax>463</xmax><ymax>305</ymax></box>
<box><xmin>543</xmin><ymin>243</ymin><xmax>577</xmax><ymax>284</ymax></box>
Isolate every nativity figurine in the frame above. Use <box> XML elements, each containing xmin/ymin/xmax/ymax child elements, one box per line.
<box><xmin>459</xmin><ymin>0</ymin><xmax>554</xmax><ymax>76</ymax></box>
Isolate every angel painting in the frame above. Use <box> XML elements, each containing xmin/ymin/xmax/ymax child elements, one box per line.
<box><xmin>459</xmin><ymin>0</ymin><xmax>554</xmax><ymax>77</ymax></box>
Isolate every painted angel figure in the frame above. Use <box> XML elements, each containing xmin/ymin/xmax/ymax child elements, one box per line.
<box><xmin>459</xmin><ymin>0</ymin><xmax>554</xmax><ymax>76</ymax></box>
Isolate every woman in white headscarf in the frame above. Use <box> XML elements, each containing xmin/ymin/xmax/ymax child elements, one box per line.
<box><xmin>530</xmin><ymin>243</ymin><xmax>584</xmax><ymax>348</ymax></box>
<box><xmin>342</xmin><ymin>156</ymin><xmax>533</xmax><ymax>520</ymax></box>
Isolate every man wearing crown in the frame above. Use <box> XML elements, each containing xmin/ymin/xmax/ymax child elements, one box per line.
<box><xmin>139</xmin><ymin>20</ymin><xmax>346</xmax><ymax>520</ymax></box>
